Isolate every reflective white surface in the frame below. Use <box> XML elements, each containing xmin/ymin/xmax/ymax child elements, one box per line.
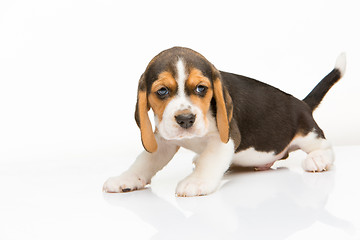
<box><xmin>0</xmin><ymin>146</ymin><xmax>359</xmax><ymax>240</ymax></box>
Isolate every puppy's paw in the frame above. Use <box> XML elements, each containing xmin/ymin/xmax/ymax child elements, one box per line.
<box><xmin>302</xmin><ymin>149</ymin><xmax>334</xmax><ymax>172</ymax></box>
<box><xmin>103</xmin><ymin>172</ymin><xmax>147</xmax><ymax>193</ymax></box>
<box><xmin>176</xmin><ymin>175</ymin><xmax>220</xmax><ymax>197</ymax></box>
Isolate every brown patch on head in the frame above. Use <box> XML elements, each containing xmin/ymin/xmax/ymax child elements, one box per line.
<box><xmin>148</xmin><ymin>71</ymin><xmax>177</xmax><ymax>122</ymax></box>
<box><xmin>186</xmin><ymin>68</ymin><xmax>213</xmax><ymax>121</ymax></box>
<box><xmin>151</xmin><ymin>71</ymin><xmax>177</xmax><ymax>91</ymax></box>
<box><xmin>187</xmin><ymin>68</ymin><xmax>210</xmax><ymax>88</ymax></box>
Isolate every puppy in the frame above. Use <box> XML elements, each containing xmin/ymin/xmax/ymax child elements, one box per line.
<box><xmin>103</xmin><ymin>47</ymin><xmax>346</xmax><ymax>197</ymax></box>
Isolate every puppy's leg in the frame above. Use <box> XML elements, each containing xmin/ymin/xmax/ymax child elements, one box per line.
<box><xmin>103</xmin><ymin>137</ymin><xmax>179</xmax><ymax>193</ymax></box>
<box><xmin>293</xmin><ymin>131</ymin><xmax>334</xmax><ymax>172</ymax></box>
<box><xmin>176</xmin><ymin>137</ymin><xmax>234</xmax><ymax>197</ymax></box>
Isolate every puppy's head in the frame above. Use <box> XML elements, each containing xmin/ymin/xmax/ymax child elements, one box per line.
<box><xmin>135</xmin><ymin>47</ymin><xmax>233</xmax><ymax>152</ymax></box>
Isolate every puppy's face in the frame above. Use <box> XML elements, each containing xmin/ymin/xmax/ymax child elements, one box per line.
<box><xmin>149</xmin><ymin>59</ymin><xmax>213</xmax><ymax>140</ymax></box>
<box><xmin>135</xmin><ymin>47</ymin><xmax>232</xmax><ymax>152</ymax></box>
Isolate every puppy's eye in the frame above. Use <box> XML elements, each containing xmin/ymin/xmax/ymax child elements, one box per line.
<box><xmin>156</xmin><ymin>87</ymin><xmax>169</xmax><ymax>98</ymax></box>
<box><xmin>195</xmin><ymin>85</ymin><xmax>207</xmax><ymax>95</ymax></box>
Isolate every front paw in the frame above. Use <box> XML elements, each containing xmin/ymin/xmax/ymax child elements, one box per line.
<box><xmin>103</xmin><ymin>172</ymin><xmax>148</xmax><ymax>193</ymax></box>
<box><xmin>176</xmin><ymin>175</ymin><xmax>220</xmax><ymax>197</ymax></box>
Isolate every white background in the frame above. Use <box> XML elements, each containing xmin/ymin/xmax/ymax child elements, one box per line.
<box><xmin>1</xmin><ymin>1</ymin><xmax>360</xmax><ymax>239</ymax></box>
<box><xmin>1</xmin><ymin>0</ymin><xmax>360</xmax><ymax>159</ymax></box>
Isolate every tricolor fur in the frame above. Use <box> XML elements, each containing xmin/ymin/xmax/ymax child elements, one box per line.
<box><xmin>104</xmin><ymin>47</ymin><xmax>346</xmax><ymax>197</ymax></box>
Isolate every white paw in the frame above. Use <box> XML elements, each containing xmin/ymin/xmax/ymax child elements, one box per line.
<box><xmin>302</xmin><ymin>149</ymin><xmax>334</xmax><ymax>172</ymax></box>
<box><xmin>103</xmin><ymin>172</ymin><xmax>148</xmax><ymax>193</ymax></box>
<box><xmin>176</xmin><ymin>175</ymin><xmax>220</xmax><ymax>197</ymax></box>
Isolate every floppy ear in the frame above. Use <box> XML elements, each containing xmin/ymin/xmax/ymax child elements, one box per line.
<box><xmin>213</xmin><ymin>75</ymin><xmax>233</xmax><ymax>144</ymax></box>
<box><xmin>134</xmin><ymin>75</ymin><xmax>158</xmax><ymax>153</ymax></box>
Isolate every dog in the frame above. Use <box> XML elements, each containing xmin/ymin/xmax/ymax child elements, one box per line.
<box><xmin>103</xmin><ymin>47</ymin><xmax>346</xmax><ymax>197</ymax></box>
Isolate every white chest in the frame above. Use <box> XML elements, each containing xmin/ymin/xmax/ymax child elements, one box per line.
<box><xmin>170</xmin><ymin>137</ymin><xmax>209</xmax><ymax>154</ymax></box>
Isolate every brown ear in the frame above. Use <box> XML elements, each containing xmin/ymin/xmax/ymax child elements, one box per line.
<box><xmin>213</xmin><ymin>77</ymin><xmax>233</xmax><ymax>143</ymax></box>
<box><xmin>134</xmin><ymin>75</ymin><xmax>158</xmax><ymax>153</ymax></box>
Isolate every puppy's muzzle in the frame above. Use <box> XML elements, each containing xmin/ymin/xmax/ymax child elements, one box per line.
<box><xmin>175</xmin><ymin>114</ymin><xmax>196</xmax><ymax>129</ymax></box>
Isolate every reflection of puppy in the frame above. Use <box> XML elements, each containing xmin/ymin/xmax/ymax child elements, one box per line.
<box><xmin>103</xmin><ymin>170</ymin><xmax>353</xmax><ymax>240</ymax></box>
<box><xmin>103</xmin><ymin>47</ymin><xmax>346</xmax><ymax>197</ymax></box>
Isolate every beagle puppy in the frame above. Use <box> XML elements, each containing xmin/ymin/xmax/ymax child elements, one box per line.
<box><xmin>103</xmin><ymin>47</ymin><xmax>346</xmax><ymax>197</ymax></box>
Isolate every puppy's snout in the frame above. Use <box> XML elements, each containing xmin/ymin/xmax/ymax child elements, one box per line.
<box><xmin>175</xmin><ymin>114</ymin><xmax>196</xmax><ymax>129</ymax></box>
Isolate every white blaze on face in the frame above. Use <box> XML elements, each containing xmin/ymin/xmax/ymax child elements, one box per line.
<box><xmin>176</xmin><ymin>58</ymin><xmax>187</xmax><ymax>98</ymax></box>
<box><xmin>156</xmin><ymin>59</ymin><xmax>209</xmax><ymax>140</ymax></box>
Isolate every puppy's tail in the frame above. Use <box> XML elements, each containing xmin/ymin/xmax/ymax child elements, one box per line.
<box><xmin>303</xmin><ymin>53</ymin><xmax>346</xmax><ymax>112</ymax></box>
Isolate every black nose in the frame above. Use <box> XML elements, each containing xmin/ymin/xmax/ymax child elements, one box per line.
<box><xmin>175</xmin><ymin>114</ymin><xmax>196</xmax><ymax>129</ymax></box>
